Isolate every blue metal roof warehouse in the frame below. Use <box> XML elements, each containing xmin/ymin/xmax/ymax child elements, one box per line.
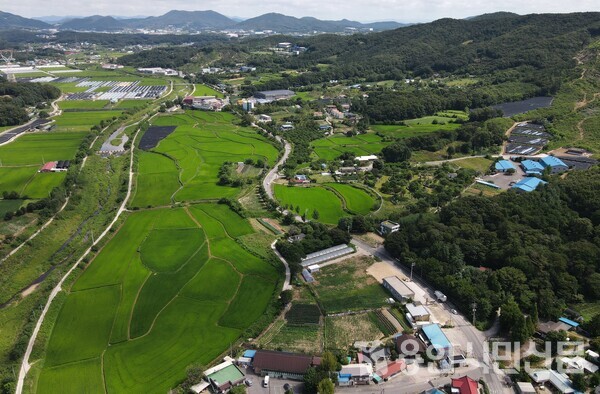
<box><xmin>421</xmin><ymin>324</ymin><xmax>452</xmax><ymax>351</ymax></box>
<box><xmin>520</xmin><ymin>160</ymin><xmax>544</xmax><ymax>175</ymax></box>
<box><xmin>494</xmin><ymin>160</ymin><xmax>515</xmax><ymax>172</ymax></box>
<box><xmin>512</xmin><ymin>177</ymin><xmax>547</xmax><ymax>193</ymax></box>
<box><xmin>540</xmin><ymin>156</ymin><xmax>568</xmax><ymax>170</ymax></box>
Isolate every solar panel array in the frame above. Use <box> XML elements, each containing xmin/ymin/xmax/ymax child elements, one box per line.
<box><xmin>505</xmin><ymin>123</ymin><xmax>551</xmax><ymax>156</ymax></box>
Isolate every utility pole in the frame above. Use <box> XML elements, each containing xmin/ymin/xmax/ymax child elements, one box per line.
<box><xmin>471</xmin><ymin>302</ymin><xmax>477</xmax><ymax>326</ymax></box>
<box><xmin>410</xmin><ymin>262</ymin><xmax>416</xmax><ymax>281</ymax></box>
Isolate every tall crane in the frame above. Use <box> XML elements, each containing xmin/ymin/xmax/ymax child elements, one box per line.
<box><xmin>0</xmin><ymin>50</ymin><xmax>16</xmax><ymax>81</ymax></box>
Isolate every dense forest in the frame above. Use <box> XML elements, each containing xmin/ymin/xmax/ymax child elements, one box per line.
<box><xmin>384</xmin><ymin>167</ymin><xmax>600</xmax><ymax>339</ymax></box>
<box><xmin>0</xmin><ymin>79</ymin><xmax>60</xmax><ymax>126</ymax></box>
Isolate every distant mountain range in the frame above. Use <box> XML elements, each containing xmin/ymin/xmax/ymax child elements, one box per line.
<box><xmin>0</xmin><ymin>11</ymin><xmax>51</xmax><ymax>30</ymax></box>
<box><xmin>0</xmin><ymin>10</ymin><xmax>407</xmax><ymax>32</ymax></box>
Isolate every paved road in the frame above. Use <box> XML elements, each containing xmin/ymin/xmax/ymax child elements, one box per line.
<box><xmin>351</xmin><ymin>237</ymin><xmax>512</xmax><ymax>394</ymax></box>
<box><xmin>258</xmin><ymin>124</ymin><xmax>291</xmax><ymax>200</ymax></box>
<box><xmin>271</xmin><ymin>240</ymin><xmax>292</xmax><ymax>291</ymax></box>
<box><xmin>99</xmin><ymin>126</ymin><xmax>129</xmax><ymax>154</ymax></box>
<box><xmin>0</xmin><ymin>118</ymin><xmax>52</xmax><ymax>145</ymax></box>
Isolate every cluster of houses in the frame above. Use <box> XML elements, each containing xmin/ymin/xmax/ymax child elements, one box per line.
<box><xmin>182</xmin><ymin>96</ymin><xmax>226</xmax><ymax>111</ymax></box>
<box><xmin>200</xmin><ymin>65</ymin><xmax>256</xmax><ymax>75</ymax></box>
<box><xmin>187</xmin><ymin>343</ymin><xmax>478</xmax><ymax>393</ymax></box>
<box><xmin>324</xmin><ymin>103</ymin><xmax>357</xmax><ymax>122</ymax></box>
<box><xmin>191</xmin><ymin>349</ymin><xmax>322</xmax><ymax>393</ymax></box>
<box><xmin>273</xmin><ymin>42</ymin><xmax>308</xmax><ymax>56</ymax></box>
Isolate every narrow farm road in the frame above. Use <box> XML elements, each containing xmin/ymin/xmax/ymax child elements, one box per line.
<box><xmin>16</xmin><ymin>124</ymin><xmax>143</xmax><ymax>394</ymax></box>
<box><xmin>271</xmin><ymin>240</ymin><xmax>292</xmax><ymax>291</ymax></box>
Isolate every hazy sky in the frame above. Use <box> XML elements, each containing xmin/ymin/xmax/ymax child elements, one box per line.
<box><xmin>5</xmin><ymin>0</ymin><xmax>600</xmax><ymax>23</ymax></box>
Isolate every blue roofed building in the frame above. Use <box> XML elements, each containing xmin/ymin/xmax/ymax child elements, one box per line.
<box><xmin>512</xmin><ymin>177</ymin><xmax>547</xmax><ymax>193</ymax></box>
<box><xmin>494</xmin><ymin>160</ymin><xmax>515</xmax><ymax>172</ymax></box>
<box><xmin>421</xmin><ymin>324</ymin><xmax>452</xmax><ymax>354</ymax></box>
<box><xmin>558</xmin><ymin>317</ymin><xmax>580</xmax><ymax>328</ymax></box>
<box><xmin>540</xmin><ymin>156</ymin><xmax>568</xmax><ymax>174</ymax></box>
<box><xmin>243</xmin><ymin>350</ymin><xmax>257</xmax><ymax>359</ymax></box>
<box><xmin>521</xmin><ymin>159</ymin><xmax>544</xmax><ymax>176</ymax></box>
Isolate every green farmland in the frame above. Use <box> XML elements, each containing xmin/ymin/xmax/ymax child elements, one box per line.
<box><xmin>58</xmin><ymin>100</ymin><xmax>110</xmax><ymax>110</ymax></box>
<box><xmin>131</xmin><ymin>111</ymin><xmax>279</xmax><ymax>207</ymax></box>
<box><xmin>36</xmin><ymin>205</ymin><xmax>279</xmax><ymax>393</ymax></box>
<box><xmin>53</xmin><ymin>110</ymin><xmax>124</xmax><ymax>132</ymax></box>
<box><xmin>311</xmin><ymin>256</ymin><xmax>389</xmax><ymax>313</ymax></box>
<box><xmin>311</xmin><ymin>133</ymin><xmax>389</xmax><ymax>161</ymax></box>
<box><xmin>193</xmin><ymin>84</ymin><xmax>224</xmax><ymax>98</ymax></box>
<box><xmin>274</xmin><ymin>182</ymin><xmax>376</xmax><ymax>224</ymax></box>
<box><xmin>371</xmin><ymin>111</ymin><xmax>466</xmax><ymax>137</ymax></box>
<box><xmin>0</xmin><ymin>132</ymin><xmax>85</xmax><ymax>197</ymax></box>
<box><xmin>325</xmin><ymin>183</ymin><xmax>377</xmax><ymax>214</ymax></box>
<box><xmin>274</xmin><ymin>185</ymin><xmax>346</xmax><ymax>224</ymax></box>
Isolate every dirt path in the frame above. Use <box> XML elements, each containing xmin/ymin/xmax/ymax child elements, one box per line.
<box><xmin>381</xmin><ymin>308</ymin><xmax>403</xmax><ymax>332</ymax></box>
<box><xmin>575</xmin><ymin>92</ymin><xmax>589</xmax><ymax>110</ymax></box>
<box><xmin>16</xmin><ymin>123</ymin><xmax>144</xmax><ymax>394</ymax></box>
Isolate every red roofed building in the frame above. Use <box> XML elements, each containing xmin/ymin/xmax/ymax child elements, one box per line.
<box><xmin>451</xmin><ymin>376</ymin><xmax>479</xmax><ymax>394</ymax></box>
<box><xmin>40</xmin><ymin>162</ymin><xmax>57</xmax><ymax>172</ymax></box>
<box><xmin>376</xmin><ymin>360</ymin><xmax>406</xmax><ymax>380</ymax></box>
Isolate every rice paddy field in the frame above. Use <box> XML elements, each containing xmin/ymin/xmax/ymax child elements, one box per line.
<box><xmin>0</xmin><ymin>132</ymin><xmax>85</xmax><ymax>198</ymax></box>
<box><xmin>325</xmin><ymin>183</ymin><xmax>377</xmax><ymax>214</ymax></box>
<box><xmin>58</xmin><ymin>100</ymin><xmax>110</xmax><ymax>110</ymax></box>
<box><xmin>53</xmin><ymin>110</ymin><xmax>124</xmax><ymax>132</ymax></box>
<box><xmin>311</xmin><ymin>133</ymin><xmax>389</xmax><ymax>161</ymax></box>
<box><xmin>274</xmin><ymin>183</ymin><xmax>376</xmax><ymax>224</ymax></box>
<box><xmin>35</xmin><ymin>204</ymin><xmax>279</xmax><ymax>393</ymax></box>
<box><xmin>131</xmin><ymin>111</ymin><xmax>279</xmax><ymax>207</ymax></box>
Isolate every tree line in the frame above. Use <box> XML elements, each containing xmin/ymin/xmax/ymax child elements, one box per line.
<box><xmin>384</xmin><ymin>167</ymin><xmax>600</xmax><ymax>340</ymax></box>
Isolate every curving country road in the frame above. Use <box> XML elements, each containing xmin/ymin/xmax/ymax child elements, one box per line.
<box><xmin>259</xmin><ymin>124</ymin><xmax>291</xmax><ymax>200</ymax></box>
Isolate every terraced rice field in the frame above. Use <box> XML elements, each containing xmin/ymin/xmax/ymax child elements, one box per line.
<box><xmin>274</xmin><ymin>185</ymin><xmax>347</xmax><ymax>224</ymax></box>
<box><xmin>274</xmin><ymin>183</ymin><xmax>375</xmax><ymax>224</ymax></box>
<box><xmin>36</xmin><ymin>205</ymin><xmax>279</xmax><ymax>393</ymax></box>
<box><xmin>325</xmin><ymin>183</ymin><xmax>376</xmax><ymax>214</ymax></box>
<box><xmin>131</xmin><ymin>111</ymin><xmax>279</xmax><ymax>207</ymax></box>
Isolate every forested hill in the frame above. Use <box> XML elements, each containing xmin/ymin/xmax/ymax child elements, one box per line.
<box><xmin>0</xmin><ymin>79</ymin><xmax>60</xmax><ymax>126</ymax></box>
<box><xmin>290</xmin><ymin>12</ymin><xmax>600</xmax><ymax>81</ymax></box>
<box><xmin>384</xmin><ymin>167</ymin><xmax>600</xmax><ymax>340</ymax></box>
<box><xmin>119</xmin><ymin>12</ymin><xmax>600</xmax><ymax>88</ymax></box>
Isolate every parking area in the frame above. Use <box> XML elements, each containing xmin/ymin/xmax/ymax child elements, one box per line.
<box><xmin>245</xmin><ymin>370</ymin><xmax>303</xmax><ymax>394</ymax></box>
<box><xmin>478</xmin><ymin>163</ymin><xmax>525</xmax><ymax>190</ymax></box>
